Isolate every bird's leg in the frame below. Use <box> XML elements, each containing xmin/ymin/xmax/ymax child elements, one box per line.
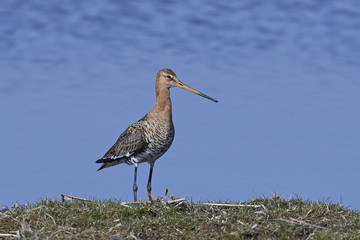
<box><xmin>133</xmin><ymin>164</ymin><xmax>138</xmax><ymax>202</ymax></box>
<box><xmin>147</xmin><ymin>162</ymin><xmax>154</xmax><ymax>201</ymax></box>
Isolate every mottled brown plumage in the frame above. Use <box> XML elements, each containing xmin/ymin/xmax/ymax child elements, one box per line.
<box><xmin>96</xmin><ymin>68</ymin><xmax>217</xmax><ymax>201</ymax></box>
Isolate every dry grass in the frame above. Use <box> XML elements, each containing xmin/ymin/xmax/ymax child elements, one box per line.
<box><xmin>1</xmin><ymin>195</ymin><xmax>359</xmax><ymax>239</ymax></box>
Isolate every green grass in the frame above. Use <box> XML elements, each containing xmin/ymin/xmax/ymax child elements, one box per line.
<box><xmin>1</xmin><ymin>195</ymin><xmax>359</xmax><ymax>239</ymax></box>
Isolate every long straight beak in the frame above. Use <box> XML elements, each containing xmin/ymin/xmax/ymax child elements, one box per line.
<box><xmin>175</xmin><ymin>80</ymin><xmax>218</xmax><ymax>103</ymax></box>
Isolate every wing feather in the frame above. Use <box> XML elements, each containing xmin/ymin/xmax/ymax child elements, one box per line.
<box><xmin>101</xmin><ymin>122</ymin><xmax>147</xmax><ymax>160</ymax></box>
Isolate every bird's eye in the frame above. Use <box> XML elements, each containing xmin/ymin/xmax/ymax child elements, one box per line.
<box><xmin>166</xmin><ymin>75</ymin><xmax>171</xmax><ymax>79</ymax></box>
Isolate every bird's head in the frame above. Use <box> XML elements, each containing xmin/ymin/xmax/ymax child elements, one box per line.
<box><xmin>156</xmin><ymin>68</ymin><xmax>218</xmax><ymax>103</ymax></box>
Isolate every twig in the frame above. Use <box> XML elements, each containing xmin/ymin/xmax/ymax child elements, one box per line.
<box><xmin>60</xmin><ymin>191</ymin><xmax>186</xmax><ymax>206</ymax></box>
<box><xmin>165</xmin><ymin>197</ymin><xmax>187</xmax><ymax>204</ymax></box>
<box><xmin>306</xmin><ymin>232</ymin><xmax>315</xmax><ymax>240</ymax></box>
<box><xmin>61</xmin><ymin>195</ymin><xmax>91</xmax><ymax>202</ymax></box>
<box><xmin>119</xmin><ymin>201</ymin><xmax>151</xmax><ymax>205</ymax></box>
<box><xmin>0</xmin><ymin>233</ymin><xmax>17</xmax><ymax>237</ymax></box>
<box><xmin>0</xmin><ymin>231</ymin><xmax>20</xmax><ymax>238</ymax></box>
<box><xmin>201</xmin><ymin>203</ymin><xmax>263</xmax><ymax>208</ymax></box>
<box><xmin>108</xmin><ymin>223</ymin><xmax>122</xmax><ymax>233</ymax></box>
<box><xmin>45</xmin><ymin>212</ymin><xmax>57</xmax><ymax>226</ymax></box>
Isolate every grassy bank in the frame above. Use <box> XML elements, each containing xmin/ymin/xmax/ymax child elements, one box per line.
<box><xmin>1</xmin><ymin>195</ymin><xmax>359</xmax><ymax>239</ymax></box>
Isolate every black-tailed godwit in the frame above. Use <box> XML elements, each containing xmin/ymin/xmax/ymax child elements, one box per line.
<box><xmin>96</xmin><ymin>68</ymin><xmax>217</xmax><ymax>201</ymax></box>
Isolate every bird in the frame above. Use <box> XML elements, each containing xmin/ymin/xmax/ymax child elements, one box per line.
<box><xmin>96</xmin><ymin>68</ymin><xmax>218</xmax><ymax>202</ymax></box>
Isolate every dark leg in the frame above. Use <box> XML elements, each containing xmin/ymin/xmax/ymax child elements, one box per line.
<box><xmin>147</xmin><ymin>163</ymin><xmax>154</xmax><ymax>200</ymax></box>
<box><xmin>133</xmin><ymin>164</ymin><xmax>138</xmax><ymax>202</ymax></box>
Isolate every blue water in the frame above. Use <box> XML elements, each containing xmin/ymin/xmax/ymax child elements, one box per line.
<box><xmin>1</xmin><ymin>0</ymin><xmax>360</xmax><ymax>209</ymax></box>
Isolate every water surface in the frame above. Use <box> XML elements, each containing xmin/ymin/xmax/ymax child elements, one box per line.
<box><xmin>1</xmin><ymin>0</ymin><xmax>359</xmax><ymax>209</ymax></box>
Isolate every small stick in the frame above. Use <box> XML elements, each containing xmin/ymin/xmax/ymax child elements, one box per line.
<box><xmin>165</xmin><ymin>197</ymin><xmax>187</xmax><ymax>204</ymax></box>
<box><xmin>61</xmin><ymin>195</ymin><xmax>91</xmax><ymax>202</ymax></box>
<box><xmin>0</xmin><ymin>232</ymin><xmax>20</xmax><ymax>238</ymax></box>
<box><xmin>201</xmin><ymin>203</ymin><xmax>263</xmax><ymax>208</ymax></box>
<box><xmin>119</xmin><ymin>201</ymin><xmax>151</xmax><ymax>205</ymax></box>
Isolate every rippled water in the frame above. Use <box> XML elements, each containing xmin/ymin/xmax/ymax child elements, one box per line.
<box><xmin>1</xmin><ymin>1</ymin><xmax>359</xmax><ymax>208</ymax></box>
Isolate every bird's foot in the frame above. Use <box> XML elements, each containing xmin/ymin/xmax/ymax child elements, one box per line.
<box><xmin>147</xmin><ymin>192</ymin><xmax>154</xmax><ymax>201</ymax></box>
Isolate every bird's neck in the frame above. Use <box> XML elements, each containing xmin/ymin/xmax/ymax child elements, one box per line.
<box><xmin>151</xmin><ymin>86</ymin><xmax>172</xmax><ymax>122</ymax></box>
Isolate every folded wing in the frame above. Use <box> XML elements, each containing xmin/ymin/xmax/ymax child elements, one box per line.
<box><xmin>96</xmin><ymin>123</ymin><xmax>147</xmax><ymax>170</ymax></box>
